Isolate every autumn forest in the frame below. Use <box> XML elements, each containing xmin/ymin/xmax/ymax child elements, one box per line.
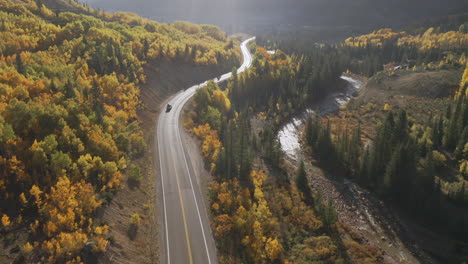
<box><xmin>0</xmin><ymin>0</ymin><xmax>467</xmax><ymax>263</ymax></box>
<box><xmin>0</xmin><ymin>0</ymin><xmax>239</xmax><ymax>262</ymax></box>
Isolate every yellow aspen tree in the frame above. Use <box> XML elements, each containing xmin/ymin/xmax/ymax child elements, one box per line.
<box><xmin>265</xmin><ymin>237</ymin><xmax>282</xmax><ymax>261</ymax></box>
<box><xmin>1</xmin><ymin>214</ymin><xmax>10</xmax><ymax>227</ymax></box>
<box><xmin>23</xmin><ymin>242</ymin><xmax>34</xmax><ymax>254</ymax></box>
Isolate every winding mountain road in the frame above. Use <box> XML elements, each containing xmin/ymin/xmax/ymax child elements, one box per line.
<box><xmin>156</xmin><ymin>37</ymin><xmax>255</xmax><ymax>264</ymax></box>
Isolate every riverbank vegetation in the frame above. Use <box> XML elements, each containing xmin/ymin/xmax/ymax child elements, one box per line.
<box><xmin>187</xmin><ymin>16</ymin><xmax>468</xmax><ymax>263</ymax></box>
<box><xmin>185</xmin><ymin>48</ymin><xmax>385</xmax><ymax>263</ymax></box>
<box><xmin>229</xmin><ymin>46</ymin><xmax>348</xmax><ymax>126</ymax></box>
<box><xmin>296</xmin><ymin>22</ymin><xmax>468</xmax><ymax>261</ymax></box>
<box><xmin>303</xmin><ymin>65</ymin><xmax>468</xmax><ymax>242</ymax></box>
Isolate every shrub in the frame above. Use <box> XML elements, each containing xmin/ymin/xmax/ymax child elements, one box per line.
<box><xmin>130</xmin><ymin>213</ymin><xmax>141</xmax><ymax>225</ymax></box>
<box><xmin>128</xmin><ymin>164</ymin><xmax>142</xmax><ymax>182</ymax></box>
<box><xmin>432</xmin><ymin>150</ymin><xmax>447</xmax><ymax>168</ymax></box>
<box><xmin>128</xmin><ymin>213</ymin><xmax>141</xmax><ymax>240</ymax></box>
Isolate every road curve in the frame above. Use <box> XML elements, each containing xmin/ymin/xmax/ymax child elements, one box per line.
<box><xmin>156</xmin><ymin>37</ymin><xmax>255</xmax><ymax>264</ymax></box>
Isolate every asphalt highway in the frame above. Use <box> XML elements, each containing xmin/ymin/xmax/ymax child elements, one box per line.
<box><xmin>156</xmin><ymin>37</ymin><xmax>255</xmax><ymax>264</ymax></box>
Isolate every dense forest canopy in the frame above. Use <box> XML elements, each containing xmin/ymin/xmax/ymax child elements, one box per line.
<box><xmin>0</xmin><ymin>0</ymin><xmax>467</xmax><ymax>263</ymax></box>
<box><xmin>301</xmin><ymin>63</ymin><xmax>468</xmax><ymax>241</ymax></box>
<box><xmin>0</xmin><ymin>0</ymin><xmax>239</xmax><ymax>262</ymax></box>
<box><xmin>258</xmin><ymin>17</ymin><xmax>468</xmax><ymax>257</ymax></box>
<box><xmin>185</xmin><ymin>77</ymin><xmax>384</xmax><ymax>264</ymax></box>
<box><xmin>259</xmin><ymin>25</ymin><xmax>468</xmax><ymax>77</ymax></box>
<box><xmin>181</xmin><ymin>17</ymin><xmax>468</xmax><ymax>263</ymax></box>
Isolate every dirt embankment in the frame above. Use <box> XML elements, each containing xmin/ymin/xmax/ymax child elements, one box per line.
<box><xmin>362</xmin><ymin>69</ymin><xmax>462</xmax><ymax>99</ymax></box>
<box><xmin>96</xmin><ymin>60</ymin><xmax>235</xmax><ymax>264</ymax></box>
<box><xmin>348</xmin><ymin>69</ymin><xmax>462</xmax><ymax>129</ymax></box>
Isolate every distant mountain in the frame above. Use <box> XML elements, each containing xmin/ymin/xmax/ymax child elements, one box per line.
<box><xmin>80</xmin><ymin>0</ymin><xmax>468</xmax><ymax>33</ymax></box>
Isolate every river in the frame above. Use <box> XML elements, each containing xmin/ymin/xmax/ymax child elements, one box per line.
<box><xmin>277</xmin><ymin>75</ymin><xmax>363</xmax><ymax>160</ymax></box>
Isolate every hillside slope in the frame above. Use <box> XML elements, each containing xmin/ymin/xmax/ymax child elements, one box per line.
<box><xmin>0</xmin><ymin>0</ymin><xmax>240</xmax><ymax>263</ymax></box>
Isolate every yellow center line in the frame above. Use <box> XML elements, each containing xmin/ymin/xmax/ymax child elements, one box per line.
<box><xmin>171</xmin><ymin>144</ymin><xmax>194</xmax><ymax>264</ymax></box>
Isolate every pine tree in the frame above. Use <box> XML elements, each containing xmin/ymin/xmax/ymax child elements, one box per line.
<box><xmin>394</xmin><ymin>109</ymin><xmax>408</xmax><ymax>139</ymax></box>
<box><xmin>358</xmin><ymin>147</ymin><xmax>371</xmax><ymax>186</ymax></box>
<box><xmin>295</xmin><ymin>160</ymin><xmax>311</xmax><ymax>201</ymax></box>
<box><xmin>16</xmin><ymin>53</ymin><xmax>25</xmax><ymax>75</ymax></box>
<box><xmin>315</xmin><ymin>120</ymin><xmax>336</xmax><ymax>169</ymax></box>
<box><xmin>222</xmin><ymin>120</ymin><xmax>237</xmax><ymax>180</ymax></box>
<box><xmin>64</xmin><ymin>79</ymin><xmax>75</xmax><ymax>99</ymax></box>
<box><xmin>324</xmin><ymin>200</ymin><xmax>337</xmax><ymax>227</ymax></box>
<box><xmin>0</xmin><ymin>19</ymin><xmax>6</xmax><ymax>31</ymax></box>
<box><xmin>453</xmin><ymin>181</ymin><xmax>466</xmax><ymax>205</ymax></box>
<box><xmin>431</xmin><ymin>115</ymin><xmax>444</xmax><ymax>149</ymax></box>
<box><xmin>304</xmin><ymin>115</ymin><xmax>319</xmax><ymax>147</ymax></box>
<box><xmin>50</xmin><ymin>80</ymin><xmax>57</xmax><ymax>93</ymax></box>
<box><xmin>183</xmin><ymin>45</ymin><xmax>190</xmax><ymax>61</ymax></box>
<box><xmin>443</xmin><ymin>115</ymin><xmax>458</xmax><ymax>150</ymax></box>
<box><xmin>238</xmin><ymin>117</ymin><xmax>252</xmax><ymax>184</ymax></box>
<box><xmin>91</xmin><ymin>79</ymin><xmax>104</xmax><ymax>122</ymax></box>
<box><xmin>454</xmin><ymin>127</ymin><xmax>468</xmax><ymax>160</ymax></box>
<box><xmin>230</xmin><ymin>68</ymin><xmax>239</xmax><ymax>106</ymax></box>
<box><xmin>174</xmin><ymin>47</ymin><xmax>181</xmax><ymax>60</ymax></box>
<box><xmin>350</xmin><ymin>123</ymin><xmax>362</xmax><ymax>175</ymax></box>
<box><xmin>383</xmin><ymin>144</ymin><xmax>400</xmax><ymax>197</ymax></box>
<box><xmin>373</xmin><ymin>111</ymin><xmax>396</xmax><ymax>180</ymax></box>
<box><xmin>142</xmin><ymin>38</ymin><xmax>150</xmax><ymax>59</ymax></box>
<box><xmin>251</xmin><ymin>133</ymin><xmax>258</xmax><ymax>152</ymax></box>
<box><xmin>421</xmin><ymin>151</ymin><xmax>436</xmax><ymax>194</ymax></box>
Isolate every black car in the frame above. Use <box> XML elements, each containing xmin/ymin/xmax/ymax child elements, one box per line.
<box><xmin>166</xmin><ymin>104</ymin><xmax>172</xmax><ymax>113</ymax></box>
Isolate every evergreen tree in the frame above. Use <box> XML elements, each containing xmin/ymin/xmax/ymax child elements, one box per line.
<box><xmin>431</xmin><ymin>115</ymin><xmax>444</xmax><ymax>149</ymax></box>
<box><xmin>443</xmin><ymin>113</ymin><xmax>458</xmax><ymax>150</ymax></box>
<box><xmin>456</xmin><ymin>182</ymin><xmax>466</xmax><ymax>205</ymax></box>
<box><xmin>295</xmin><ymin>160</ymin><xmax>311</xmax><ymax>201</ymax></box>
<box><xmin>315</xmin><ymin>120</ymin><xmax>336</xmax><ymax>169</ymax></box>
<box><xmin>237</xmin><ymin>115</ymin><xmax>252</xmax><ymax>184</ymax></box>
<box><xmin>421</xmin><ymin>151</ymin><xmax>436</xmax><ymax>194</ymax></box>
<box><xmin>142</xmin><ymin>38</ymin><xmax>150</xmax><ymax>58</ymax></box>
<box><xmin>16</xmin><ymin>53</ymin><xmax>25</xmax><ymax>75</ymax></box>
<box><xmin>358</xmin><ymin>147</ymin><xmax>371</xmax><ymax>186</ymax></box>
<box><xmin>183</xmin><ymin>45</ymin><xmax>190</xmax><ymax>61</ymax></box>
<box><xmin>49</xmin><ymin>80</ymin><xmax>57</xmax><ymax>93</ymax></box>
<box><xmin>323</xmin><ymin>200</ymin><xmax>337</xmax><ymax>227</ymax></box>
<box><xmin>64</xmin><ymin>79</ymin><xmax>75</xmax><ymax>99</ymax></box>
<box><xmin>349</xmin><ymin>123</ymin><xmax>362</xmax><ymax>174</ymax></box>
<box><xmin>223</xmin><ymin>121</ymin><xmax>234</xmax><ymax>180</ymax></box>
<box><xmin>230</xmin><ymin>67</ymin><xmax>239</xmax><ymax>106</ymax></box>
<box><xmin>454</xmin><ymin>127</ymin><xmax>468</xmax><ymax>160</ymax></box>
<box><xmin>1</xmin><ymin>19</ymin><xmax>6</xmax><ymax>31</ymax></box>
<box><xmin>394</xmin><ymin>109</ymin><xmax>408</xmax><ymax>139</ymax></box>
<box><xmin>304</xmin><ymin>115</ymin><xmax>319</xmax><ymax>147</ymax></box>
<box><xmin>91</xmin><ymin>78</ymin><xmax>104</xmax><ymax>122</ymax></box>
